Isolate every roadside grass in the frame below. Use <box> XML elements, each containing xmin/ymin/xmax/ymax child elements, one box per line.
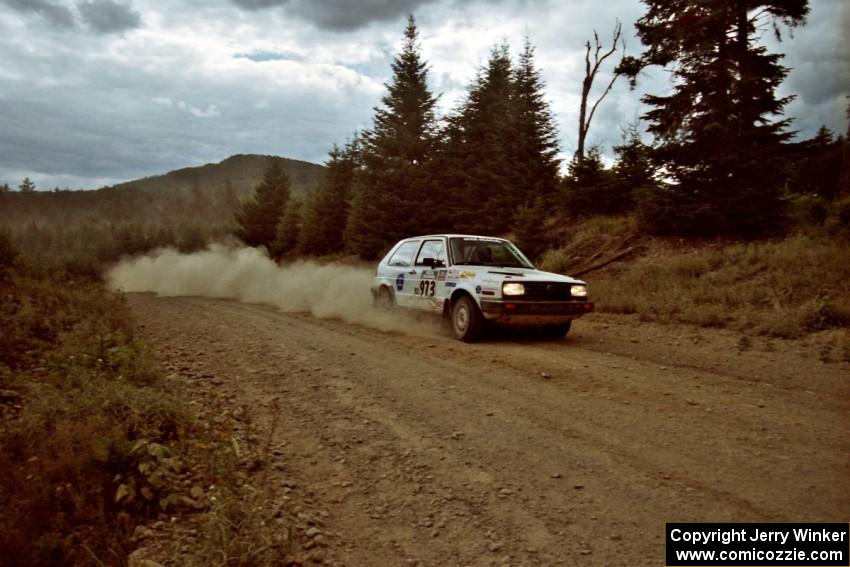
<box><xmin>186</xmin><ymin>403</ymin><xmax>291</xmax><ymax>567</ymax></box>
<box><xmin>537</xmin><ymin>215</ymin><xmax>639</xmax><ymax>275</ymax></box>
<box><xmin>0</xmin><ymin>266</ymin><xmax>191</xmax><ymax>565</ymax></box>
<box><xmin>540</xmin><ymin>218</ymin><xmax>850</xmax><ymax>338</ymax></box>
<box><xmin>0</xmin><ymin>236</ymin><xmax>291</xmax><ymax>566</ymax></box>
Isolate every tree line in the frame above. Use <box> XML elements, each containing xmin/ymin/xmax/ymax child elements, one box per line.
<box><xmin>233</xmin><ymin>4</ymin><xmax>850</xmax><ymax>259</ymax></box>
<box><xmin>4</xmin><ymin>2</ymin><xmax>847</xmax><ymax>266</ymax></box>
<box><xmin>235</xmin><ymin>17</ymin><xmax>566</xmax><ymax>259</ymax></box>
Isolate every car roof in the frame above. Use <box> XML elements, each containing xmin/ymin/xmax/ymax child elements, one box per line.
<box><xmin>402</xmin><ymin>234</ymin><xmax>508</xmax><ymax>240</ymax></box>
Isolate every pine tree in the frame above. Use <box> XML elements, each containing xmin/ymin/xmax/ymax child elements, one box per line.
<box><xmin>512</xmin><ymin>39</ymin><xmax>561</xmax><ymax>205</ymax></box>
<box><xmin>298</xmin><ymin>142</ymin><xmax>358</xmax><ymax>256</ymax></box>
<box><xmin>609</xmin><ymin>123</ymin><xmax>656</xmax><ymax>211</ymax></box>
<box><xmin>563</xmin><ymin>146</ymin><xmax>616</xmax><ymax>215</ymax></box>
<box><xmin>344</xmin><ymin>16</ymin><xmax>440</xmax><ymax>258</ymax></box>
<box><xmin>440</xmin><ymin>39</ymin><xmax>560</xmax><ymax>232</ymax></box>
<box><xmin>511</xmin><ymin>196</ymin><xmax>549</xmax><ymax>260</ymax></box>
<box><xmin>787</xmin><ymin>126</ymin><xmax>843</xmax><ymax>200</ymax></box>
<box><xmin>620</xmin><ymin>0</ymin><xmax>809</xmax><ymax>235</ymax></box>
<box><xmin>442</xmin><ymin>44</ymin><xmax>517</xmax><ymax>232</ymax></box>
<box><xmin>19</xmin><ymin>177</ymin><xmax>36</xmax><ymax>193</ymax></box>
<box><xmin>234</xmin><ymin>160</ymin><xmax>291</xmax><ymax>250</ymax></box>
<box><xmin>274</xmin><ymin>199</ymin><xmax>302</xmax><ymax>258</ymax></box>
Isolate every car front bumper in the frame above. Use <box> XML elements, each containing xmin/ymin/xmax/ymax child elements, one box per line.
<box><xmin>480</xmin><ymin>299</ymin><xmax>594</xmax><ymax>325</ymax></box>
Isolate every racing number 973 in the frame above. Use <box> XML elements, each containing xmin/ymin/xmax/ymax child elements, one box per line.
<box><xmin>419</xmin><ymin>280</ymin><xmax>435</xmax><ymax>297</ymax></box>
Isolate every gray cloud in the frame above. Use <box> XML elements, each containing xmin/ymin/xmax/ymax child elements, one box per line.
<box><xmin>2</xmin><ymin>0</ymin><xmax>76</xmax><ymax>28</ymax></box>
<box><xmin>767</xmin><ymin>0</ymin><xmax>848</xmax><ymax>138</ymax></box>
<box><xmin>229</xmin><ymin>0</ymin><xmax>438</xmax><ymax>31</ymax></box>
<box><xmin>229</xmin><ymin>0</ymin><xmax>281</xmax><ymax>8</ymax></box>
<box><xmin>0</xmin><ymin>0</ymin><xmax>845</xmax><ymax>189</ymax></box>
<box><xmin>234</xmin><ymin>49</ymin><xmax>303</xmax><ymax>62</ymax></box>
<box><xmin>77</xmin><ymin>0</ymin><xmax>142</xmax><ymax>33</ymax></box>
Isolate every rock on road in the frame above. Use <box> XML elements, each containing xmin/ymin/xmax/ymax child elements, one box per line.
<box><xmin>129</xmin><ymin>293</ymin><xmax>850</xmax><ymax>566</ymax></box>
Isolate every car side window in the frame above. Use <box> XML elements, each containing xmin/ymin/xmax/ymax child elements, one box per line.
<box><xmin>415</xmin><ymin>240</ymin><xmax>446</xmax><ymax>266</ymax></box>
<box><xmin>387</xmin><ymin>240</ymin><xmax>420</xmax><ymax>267</ymax></box>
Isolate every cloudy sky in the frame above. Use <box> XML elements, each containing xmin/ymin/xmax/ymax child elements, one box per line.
<box><xmin>0</xmin><ymin>0</ymin><xmax>847</xmax><ymax>190</ymax></box>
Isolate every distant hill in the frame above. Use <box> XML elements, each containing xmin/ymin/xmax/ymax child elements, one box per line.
<box><xmin>111</xmin><ymin>154</ymin><xmax>326</xmax><ymax>200</ymax></box>
<box><xmin>0</xmin><ymin>154</ymin><xmax>326</xmax><ymax>230</ymax></box>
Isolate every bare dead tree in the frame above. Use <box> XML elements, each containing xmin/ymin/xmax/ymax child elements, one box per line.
<box><xmin>577</xmin><ymin>21</ymin><xmax>625</xmax><ymax>163</ymax></box>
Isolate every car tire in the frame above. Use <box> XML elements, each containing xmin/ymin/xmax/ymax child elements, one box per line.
<box><xmin>452</xmin><ymin>295</ymin><xmax>484</xmax><ymax>342</ymax></box>
<box><xmin>373</xmin><ymin>286</ymin><xmax>395</xmax><ymax>310</ymax></box>
<box><xmin>542</xmin><ymin>322</ymin><xmax>572</xmax><ymax>339</ymax></box>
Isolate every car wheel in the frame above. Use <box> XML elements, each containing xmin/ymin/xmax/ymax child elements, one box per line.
<box><xmin>373</xmin><ymin>286</ymin><xmax>394</xmax><ymax>310</ymax></box>
<box><xmin>541</xmin><ymin>322</ymin><xmax>572</xmax><ymax>339</ymax></box>
<box><xmin>452</xmin><ymin>295</ymin><xmax>484</xmax><ymax>342</ymax></box>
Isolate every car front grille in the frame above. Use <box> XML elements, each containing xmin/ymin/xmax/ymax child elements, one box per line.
<box><xmin>519</xmin><ymin>282</ymin><xmax>577</xmax><ymax>301</ymax></box>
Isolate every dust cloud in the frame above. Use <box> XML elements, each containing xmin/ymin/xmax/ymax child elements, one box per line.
<box><xmin>106</xmin><ymin>245</ymin><xmax>441</xmax><ymax>336</ymax></box>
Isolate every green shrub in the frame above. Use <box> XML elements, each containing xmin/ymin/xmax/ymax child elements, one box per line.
<box><xmin>636</xmin><ymin>183</ymin><xmax>709</xmax><ymax>235</ymax></box>
<box><xmin>0</xmin><ymin>268</ymin><xmax>189</xmax><ymax>566</ymax></box>
<box><xmin>788</xmin><ymin>194</ymin><xmax>829</xmax><ymax>226</ymax></box>
<box><xmin>825</xmin><ymin>197</ymin><xmax>850</xmax><ymax>239</ymax></box>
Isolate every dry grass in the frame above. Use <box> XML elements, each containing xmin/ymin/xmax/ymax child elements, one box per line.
<box><xmin>0</xmin><ymin>239</ymin><xmax>293</xmax><ymax>566</ymax></box>
<box><xmin>541</xmin><ymin>217</ymin><xmax>850</xmax><ymax>338</ymax></box>
<box><xmin>186</xmin><ymin>405</ymin><xmax>290</xmax><ymax>567</ymax></box>
<box><xmin>538</xmin><ymin>215</ymin><xmax>639</xmax><ymax>275</ymax></box>
<box><xmin>0</xmin><ymin>271</ymin><xmax>191</xmax><ymax>566</ymax></box>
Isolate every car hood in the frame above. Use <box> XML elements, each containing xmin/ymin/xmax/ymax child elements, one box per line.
<box><xmin>456</xmin><ymin>266</ymin><xmax>586</xmax><ymax>285</ymax></box>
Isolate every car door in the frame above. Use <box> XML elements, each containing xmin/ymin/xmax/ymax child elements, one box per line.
<box><xmin>411</xmin><ymin>238</ymin><xmax>448</xmax><ymax>312</ymax></box>
<box><xmin>382</xmin><ymin>239</ymin><xmax>421</xmax><ymax>308</ymax></box>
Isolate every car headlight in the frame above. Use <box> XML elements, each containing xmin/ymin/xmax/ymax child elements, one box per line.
<box><xmin>570</xmin><ymin>285</ymin><xmax>588</xmax><ymax>297</ymax></box>
<box><xmin>502</xmin><ymin>282</ymin><xmax>525</xmax><ymax>296</ymax></box>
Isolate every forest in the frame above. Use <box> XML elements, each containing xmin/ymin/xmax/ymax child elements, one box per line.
<box><xmin>1</xmin><ymin>2</ymin><xmax>848</xmax><ymax>564</ymax></box>
<box><xmin>227</xmin><ymin>8</ymin><xmax>848</xmax><ymax>261</ymax></box>
<box><xmin>1</xmin><ymin>5</ymin><xmax>848</xmax><ymax>272</ymax></box>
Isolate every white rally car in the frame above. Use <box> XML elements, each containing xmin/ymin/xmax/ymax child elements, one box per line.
<box><xmin>371</xmin><ymin>234</ymin><xmax>593</xmax><ymax>342</ymax></box>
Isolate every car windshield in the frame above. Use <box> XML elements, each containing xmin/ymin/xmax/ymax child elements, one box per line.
<box><xmin>449</xmin><ymin>237</ymin><xmax>534</xmax><ymax>269</ymax></box>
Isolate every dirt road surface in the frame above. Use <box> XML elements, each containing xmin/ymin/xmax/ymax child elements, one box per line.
<box><xmin>129</xmin><ymin>294</ymin><xmax>850</xmax><ymax>566</ymax></box>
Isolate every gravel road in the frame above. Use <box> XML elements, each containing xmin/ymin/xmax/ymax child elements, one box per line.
<box><xmin>129</xmin><ymin>293</ymin><xmax>850</xmax><ymax>566</ymax></box>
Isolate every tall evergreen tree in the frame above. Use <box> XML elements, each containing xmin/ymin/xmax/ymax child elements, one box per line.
<box><xmin>274</xmin><ymin>198</ymin><xmax>302</xmax><ymax>258</ymax></box>
<box><xmin>786</xmin><ymin>126</ymin><xmax>843</xmax><ymax>200</ymax></box>
<box><xmin>619</xmin><ymin>0</ymin><xmax>809</xmax><ymax>235</ymax></box>
<box><xmin>563</xmin><ymin>146</ymin><xmax>617</xmax><ymax>215</ymax></box>
<box><xmin>19</xmin><ymin>177</ymin><xmax>36</xmax><ymax>193</ymax></box>
<box><xmin>441</xmin><ymin>40</ymin><xmax>560</xmax><ymax>232</ymax></box>
<box><xmin>609</xmin><ymin>122</ymin><xmax>656</xmax><ymax>210</ymax></box>
<box><xmin>234</xmin><ymin>159</ymin><xmax>290</xmax><ymax>250</ymax></box>
<box><xmin>513</xmin><ymin>39</ymin><xmax>561</xmax><ymax>205</ymax></box>
<box><xmin>511</xmin><ymin>196</ymin><xmax>549</xmax><ymax>259</ymax></box>
<box><xmin>344</xmin><ymin>16</ymin><xmax>440</xmax><ymax>258</ymax></box>
<box><xmin>442</xmin><ymin>44</ymin><xmax>517</xmax><ymax>232</ymax></box>
<box><xmin>298</xmin><ymin>141</ymin><xmax>358</xmax><ymax>256</ymax></box>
